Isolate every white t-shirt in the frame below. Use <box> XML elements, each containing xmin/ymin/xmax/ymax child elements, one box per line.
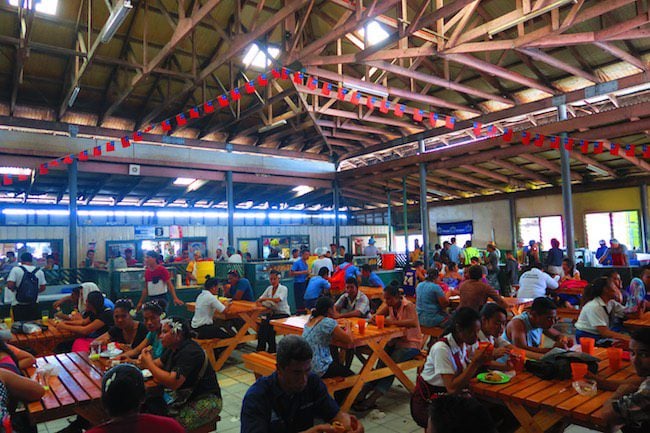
<box><xmin>476</xmin><ymin>329</ymin><xmax>509</xmax><ymax>348</ymax></box>
<box><xmin>7</xmin><ymin>264</ymin><xmax>47</xmax><ymax>305</ymax></box>
<box><xmin>311</xmin><ymin>257</ymin><xmax>334</xmax><ymax>276</ymax></box>
<box><xmin>363</xmin><ymin>245</ymin><xmax>378</xmax><ymax>257</ymax></box>
<box><xmin>575</xmin><ymin>296</ymin><xmax>625</xmax><ymax>335</ymax></box>
<box><xmin>421</xmin><ymin>334</ymin><xmax>469</xmax><ymax>387</ymax></box>
<box><xmin>191</xmin><ymin>290</ymin><xmax>226</xmax><ymax>328</ymax></box>
<box><xmin>517</xmin><ymin>268</ymin><xmax>558</xmax><ymax>299</ymax></box>
<box><xmin>228</xmin><ymin>254</ymin><xmax>243</xmax><ymax>263</ymax></box>
<box><xmin>259</xmin><ymin>284</ymin><xmax>291</xmax><ymax>315</ymax></box>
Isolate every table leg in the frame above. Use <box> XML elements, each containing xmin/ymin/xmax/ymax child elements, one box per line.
<box><xmin>366</xmin><ymin>340</ymin><xmax>416</xmax><ymax>392</ymax></box>
<box><xmin>339</xmin><ymin>336</ymin><xmax>392</xmax><ymax>412</ymax></box>
<box><xmin>212</xmin><ymin>311</ymin><xmax>260</xmax><ymax>371</ymax></box>
<box><xmin>506</xmin><ymin>401</ymin><xmax>564</xmax><ymax>433</ymax></box>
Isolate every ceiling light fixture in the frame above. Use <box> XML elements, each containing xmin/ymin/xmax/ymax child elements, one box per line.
<box><xmin>68</xmin><ymin>86</ymin><xmax>80</xmax><ymax>107</ymax></box>
<box><xmin>343</xmin><ymin>81</ymin><xmax>389</xmax><ymax>98</ymax></box>
<box><xmin>258</xmin><ymin>120</ymin><xmax>287</xmax><ymax>133</ymax></box>
<box><xmin>487</xmin><ymin>0</ymin><xmax>575</xmax><ymax>37</ymax></box>
<box><xmin>586</xmin><ymin>164</ymin><xmax>609</xmax><ymax>177</ymax></box>
<box><xmin>100</xmin><ymin>0</ymin><xmax>133</xmax><ymax>44</ymax></box>
<box><xmin>173</xmin><ymin>177</ymin><xmax>195</xmax><ymax>186</ymax></box>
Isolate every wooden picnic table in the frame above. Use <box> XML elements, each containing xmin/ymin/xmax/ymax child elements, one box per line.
<box><xmin>185</xmin><ymin>299</ymin><xmax>267</xmax><ymax>371</ymax></box>
<box><xmin>359</xmin><ymin>286</ymin><xmax>383</xmax><ymax>300</ymax></box>
<box><xmin>271</xmin><ymin>315</ymin><xmax>423</xmax><ymax>412</ymax></box>
<box><xmin>9</xmin><ymin>323</ymin><xmax>76</xmax><ymax>355</ymax></box>
<box><xmin>624</xmin><ymin>311</ymin><xmax>650</xmax><ymax>330</ymax></box>
<box><xmin>470</xmin><ymin>347</ymin><xmax>640</xmax><ymax>433</ymax></box>
<box><xmin>448</xmin><ymin>296</ymin><xmax>534</xmax><ymax>315</ymax></box>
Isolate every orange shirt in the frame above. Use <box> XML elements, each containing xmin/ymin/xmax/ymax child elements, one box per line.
<box><xmin>388</xmin><ymin>298</ymin><xmax>421</xmax><ymax>349</ymax></box>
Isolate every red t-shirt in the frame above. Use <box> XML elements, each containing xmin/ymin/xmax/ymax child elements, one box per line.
<box><xmin>87</xmin><ymin>414</ymin><xmax>185</xmax><ymax>433</ymax></box>
<box><xmin>144</xmin><ymin>266</ymin><xmax>171</xmax><ymax>296</ymax></box>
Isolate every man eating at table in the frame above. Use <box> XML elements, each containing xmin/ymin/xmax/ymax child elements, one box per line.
<box><xmin>241</xmin><ymin>335</ymin><xmax>363</xmax><ymax>433</ymax></box>
<box><xmin>333</xmin><ymin>278</ymin><xmax>371</xmax><ymax>319</ymax></box>
<box><xmin>504</xmin><ymin>297</ymin><xmax>572</xmax><ymax>354</ymax></box>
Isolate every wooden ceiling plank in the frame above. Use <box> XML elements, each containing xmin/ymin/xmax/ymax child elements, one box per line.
<box><xmin>517</xmin><ymin>48</ymin><xmax>601</xmax><ymax>83</ymax></box>
<box><xmin>459</xmin><ymin>164</ymin><xmax>528</xmax><ymax>188</ymax></box>
<box><xmin>491</xmin><ymin>159</ymin><xmax>553</xmax><ymax>185</ymax></box>
<box><xmin>594</xmin><ymin>41</ymin><xmax>648</xmax><ymax>72</ymax></box>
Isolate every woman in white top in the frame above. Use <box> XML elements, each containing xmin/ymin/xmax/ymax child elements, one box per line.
<box><xmin>256</xmin><ymin>270</ymin><xmax>291</xmax><ymax>353</ymax></box>
<box><xmin>190</xmin><ymin>277</ymin><xmax>230</xmax><ymax>340</ymax></box>
<box><xmin>575</xmin><ymin>276</ymin><xmax>631</xmax><ymax>344</ymax></box>
<box><xmin>410</xmin><ymin>307</ymin><xmax>490</xmax><ymax>428</ymax></box>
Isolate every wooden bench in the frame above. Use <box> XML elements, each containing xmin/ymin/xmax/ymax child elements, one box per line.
<box><xmin>242</xmin><ymin>352</ymin><xmax>359</xmax><ymax>394</ymax></box>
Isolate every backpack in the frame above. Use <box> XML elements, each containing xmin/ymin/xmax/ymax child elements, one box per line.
<box><xmin>16</xmin><ymin>266</ymin><xmax>40</xmax><ymax>304</ymax></box>
<box><xmin>330</xmin><ymin>263</ymin><xmax>353</xmax><ymax>296</ymax></box>
<box><xmin>526</xmin><ymin>350</ymin><xmax>599</xmax><ymax>380</ymax></box>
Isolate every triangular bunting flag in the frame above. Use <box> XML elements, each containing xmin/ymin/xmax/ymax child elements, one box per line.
<box><xmin>39</xmin><ymin>164</ymin><xmax>48</xmax><ymax>175</ymax></box>
<box><xmin>413</xmin><ymin>109</ymin><xmax>423</xmax><ymax>122</ymax></box>
<box><xmin>503</xmin><ymin>128</ymin><xmax>513</xmax><ymax>142</ymax></box>
<box><xmin>281</xmin><ymin>68</ymin><xmax>289</xmax><ymax>80</ymax></box>
<box><xmin>429</xmin><ymin>112</ymin><xmax>438</xmax><ymax>128</ymax></box>
<box><xmin>49</xmin><ymin>159</ymin><xmax>59</xmax><ymax>167</ymax></box>
<box><xmin>271</xmin><ymin>69</ymin><xmax>281</xmax><ymax>79</ymax></box>
<box><xmin>293</xmin><ymin>71</ymin><xmax>303</xmax><ymax>84</ymax></box>
<box><xmin>379</xmin><ymin>100</ymin><xmax>390</xmax><ymax>114</ymax></box>
<box><xmin>245</xmin><ymin>81</ymin><xmax>256</xmax><ymax>94</ymax></box>
<box><xmin>204</xmin><ymin>100</ymin><xmax>215</xmax><ymax>113</ymax></box>
<box><xmin>564</xmin><ymin>137</ymin><xmax>574</xmax><ymax>151</ymax></box>
<box><xmin>394</xmin><ymin>104</ymin><xmax>405</xmax><ymax>117</ymax></box>
<box><xmin>257</xmin><ymin>74</ymin><xmax>268</xmax><ymax>86</ymax></box>
<box><xmin>350</xmin><ymin>91</ymin><xmax>361</xmax><ymax>105</ymax></box>
<box><xmin>93</xmin><ymin>146</ymin><xmax>102</xmax><ymax>157</ymax></box>
<box><xmin>445</xmin><ymin>116</ymin><xmax>455</xmax><ymax>130</ymax></box>
<box><xmin>78</xmin><ymin>150</ymin><xmax>89</xmax><ymax>161</ymax></box>
<box><xmin>580</xmin><ymin>140</ymin><xmax>589</xmax><ymax>154</ymax></box>
<box><xmin>189</xmin><ymin>107</ymin><xmax>200</xmax><ymax>119</ymax></box>
<box><xmin>218</xmin><ymin>95</ymin><xmax>229</xmax><ymax>107</ymax></box>
<box><xmin>307</xmin><ymin>77</ymin><xmax>318</xmax><ymax>90</ymax></box>
<box><xmin>321</xmin><ymin>82</ymin><xmax>331</xmax><ymax>96</ymax></box>
<box><xmin>63</xmin><ymin>155</ymin><xmax>74</xmax><ymax>164</ymax></box>
<box><xmin>337</xmin><ymin>87</ymin><xmax>347</xmax><ymax>101</ymax></box>
<box><xmin>176</xmin><ymin>113</ymin><xmax>187</xmax><ymax>126</ymax></box>
<box><xmin>550</xmin><ymin>136</ymin><xmax>560</xmax><ymax>149</ymax></box>
<box><xmin>121</xmin><ymin>136</ymin><xmax>131</xmax><ymax>148</ymax></box>
<box><xmin>3</xmin><ymin>174</ymin><xmax>12</xmax><ymax>186</ymax></box>
<box><xmin>106</xmin><ymin>141</ymin><xmax>115</xmax><ymax>152</ymax></box>
<box><xmin>161</xmin><ymin>120</ymin><xmax>172</xmax><ymax>131</ymax></box>
<box><xmin>610</xmin><ymin>142</ymin><xmax>620</xmax><ymax>155</ymax></box>
<box><xmin>230</xmin><ymin>88</ymin><xmax>241</xmax><ymax>101</ymax></box>
<box><xmin>522</xmin><ymin>131</ymin><xmax>531</xmax><ymax>145</ymax></box>
<box><xmin>625</xmin><ymin>144</ymin><xmax>635</xmax><ymax>157</ymax></box>
<box><xmin>533</xmin><ymin>134</ymin><xmax>545</xmax><ymax>147</ymax></box>
<box><xmin>473</xmin><ymin>122</ymin><xmax>482</xmax><ymax>136</ymax></box>
<box><xmin>133</xmin><ymin>131</ymin><xmax>143</xmax><ymax>141</ymax></box>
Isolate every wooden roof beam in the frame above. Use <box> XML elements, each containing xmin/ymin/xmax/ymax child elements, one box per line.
<box><xmin>517</xmin><ymin>48</ymin><xmax>601</xmax><ymax>83</ymax></box>
<box><xmin>491</xmin><ymin>159</ymin><xmax>554</xmax><ymax>185</ymax></box>
<box><xmin>403</xmin><ymin>177</ymin><xmax>459</xmax><ymax>199</ymax></box>
<box><xmin>313</xmin><ymin>107</ymin><xmax>425</xmax><ymax>131</ymax></box>
<box><xmin>567</xmin><ymin>151</ymin><xmax>618</xmax><ymax>178</ymax></box>
<box><xmin>140</xmin><ymin>0</ymin><xmax>310</xmax><ymax>127</ymax></box>
<box><xmin>303</xmin><ymin>46</ymin><xmax>437</xmax><ymax>66</ymax></box>
<box><xmin>443</xmin><ymin>170</ymin><xmax>508</xmax><ymax>192</ymax></box>
<box><xmin>320</xmin><ymin>129</ymin><xmax>380</xmax><ymax>146</ymax></box>
<box><xmin>594</xmin><ymin>42</ymin><xmax>648</xmax><ymax>72</ymax></box>
<box><xmin>304</xmin><ymin>67</ymin><xmax>481</xmax><ymax>114</ymax></box>
<box><xmin>459</xmin><ymin>164</ymin><xmax>528</xmax><ymax>188</ymax></box>
<box><xmin>519</xmin><ymin>153</ymin><xmax>583</xmax><ymax>182</ymax></box>
<box><xmin>10</xmin><ymin>3</ymin><xmax>35</xmax><ymax>115</ymax></box>
<box><xmin>316</xmin><ymin>120</ymin><xmax>397</xmax><ymax>139</ymax></box>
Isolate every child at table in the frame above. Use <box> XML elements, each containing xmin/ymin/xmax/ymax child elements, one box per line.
<box><xmin>190</xmin><ymin>277</ymin><xmax>230</xmax><ymax>340</ymax></box>
<box><xmin>601</xmin><ymin>328</ymin><xmax>649</xmax><ymax>433</ymax></box>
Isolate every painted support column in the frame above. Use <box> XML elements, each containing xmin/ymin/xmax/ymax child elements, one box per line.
<box><xmin>333</xmin><ymin>180</ymin><xmax>340</xmax><ymax>252</ymax></box>
<box><xmin>387</xmin><ymin>190</ymin><xmax>392</xmax><ymax>251</ymax></box>
<box><xmin>403</xmin><ymin>177</ymin><xmax>409</xmax><ymax>258</ymax></box>
<box><xmin>641</xmin><ymin>183</ymin><xmax>649</xmax><ymax>252</ymax></box>
<box><xmin>558</xmin><ymin>104</ymin><xmax>576</xmax><ymax>260</ymax></box>
<box><xmin>226</xmin><ymin>171</ymin><xmax>234</xmax><ymax>248</ymax></box>
<box><xmin>68</xmin><ymin>158</ymin><xmax>78</xmax><ymax>269</ymax></box>
<box><xmin>509</xmin><ymin>198</ymin><xmax>517</xmax><ymax>253</ymax></box>
<box><xmin>418</xmin><ymin>139</ymin><xmax>429</xmax><ymax>266</ymax></box>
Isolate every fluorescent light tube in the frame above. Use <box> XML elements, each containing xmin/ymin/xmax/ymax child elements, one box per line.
<box><xmin>586</xmin><ymin>164</ymin><xmax>609</xmax><ymax>177</ymax></box>
<box><xmin>343</xmin><ymin>81</ymin><xmax>389</xmax><ymax>98</ymax></box>
<box><xmin>258</xmin><ymin>120</ymin><xmax>287</xmax><ymax>133</ymax></box>
<box><xmin>101</xmin><ymin>0</ymin><xmax>133</xmax><ymax>44</ymax></box>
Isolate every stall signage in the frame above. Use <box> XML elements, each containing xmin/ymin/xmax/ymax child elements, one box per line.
<box><xmin>134</xmin><ymin>226</ymin><xmax>155</xmax><ymax>239</ymax></box>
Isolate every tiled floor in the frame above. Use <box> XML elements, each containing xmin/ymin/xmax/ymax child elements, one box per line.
<box><xmin>36</xmin><ymin>341</ymin><xmax>421</xmax><ymax>433</ymax></box>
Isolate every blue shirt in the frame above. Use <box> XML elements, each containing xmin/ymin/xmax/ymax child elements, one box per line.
<box><xmin>291</xmin><ymin>259</ymin><xmax>309</xmax><ymax>283</ymax></box>
<box><xmin>545</xmin><ymin>247</ymin><xmax>564</xmax><ymax>267</ymax></box>
<box><xmin>241</xmin><ymin>371</ymin><xmax>339</xmax><ymax>433</ymax></box>
<box><xmin>366</xmin><ymin>272</ymin><xmax>385</xmax><ymax>288</ymax></box>
<box><xmin>448</xmin><ymin>244</ymin><xmax>462</xmax><ymax>264</ymax></box>
<box><xmin>233</xmin><ymin>278</ymin><xmax>254</xmax><ymax>301</ymax></box>
<box><xmin>415</xmin><ymin>281</ymin><xmax>447</xmax><ymax>327</ymax></box>
<box><xmin>403</xmin><ymin>268</ymin><xmax>417</xmax><ymax>297</ymax></box>
<box><xmin>339</xmin><ymin>262</ymin><xmax>360</xmax><ymax>280</ymax></box>
<box><xmin>304</xmin><ymin>276</ymin><xmax>331</xmax><ymax>300</ymax></box>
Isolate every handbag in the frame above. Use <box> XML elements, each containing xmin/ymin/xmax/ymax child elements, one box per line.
<box><xmin>410</xmin><ymin>375</ymin><xmax>447</xmax><ymax>427</ymax></box>
<box><xmin>165</xmin><ymin>349</ymin><xmax>210</xmax><ymax>416</ymax></box>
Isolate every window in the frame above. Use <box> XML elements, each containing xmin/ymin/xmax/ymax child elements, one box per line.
<box><xmin>439</xmin><ymin>234</ymin><xmax>472</xmax><ymax>248</ymax></box>
<box><xmin>8</xmin><ymin>0</ymin><xmax>58</xmax><ymax>15</ymax></box>
<box><xmin>585</xmin><ymin>211</ymin><xmax>641</xmax><ymax>251</ymax></box>
<box><xmin>357</xmin><ymin>21</ymin><xmax>389</xmax><ymax>47</ymax></box>
<box><xmin>394</xmin><ymin>235</ymin><xmax>423</xmax><ymax>254</ymax></box>
<box><xmin>518</xmin><ymin>216</ymin><xmax>564</xmax><ymax>249</ymax></box>
<box><xmin>242</xmin><ymin>44</ymin><xmax>280</xmax><ymax>69</ymax></box>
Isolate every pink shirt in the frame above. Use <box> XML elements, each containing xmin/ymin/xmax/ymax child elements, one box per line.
<box><xmin>388</xmin><ymin>297</ymin><xmax>421</xmax><ymax>349</ymax></box>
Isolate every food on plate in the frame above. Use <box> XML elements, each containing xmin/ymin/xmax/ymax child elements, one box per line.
<box><xmin>484</xmin><ymin>372</ymin><xmax>503</xmax><ymax>382</ymax></box>
<box><xmin>331</xmin><ymin>421</ymin><xmax>347</xmax><ymax>433</ymax></box>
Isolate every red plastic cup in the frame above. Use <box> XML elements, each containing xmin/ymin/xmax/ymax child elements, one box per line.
<box><xmin>375</xmin><ymin>315</ymin><xmax>385</xmax><ymax>329</ymax></box>
<box><xmin>571</xmin><ymin>363</ymin><xmax>588</xmax><ymax>381</ymax></box>
<box><xmin>510</xmin><ymin>349</ymin><xmax>526</xmax><ymax>372</ymax></box>
<box><xmin>607</xmin><ymin>347</ymin><xmax>623</xmax><ymax>370</ymax></box>
<box><xmin>478</xmin><ymin>341</ymin><xmax>494</xmax><ymax>355</ymax></box>
<box><xmin>580</xmin><ymin>337</ymin><xmax>595</xmax><ymax>355</ymax></box>
<box><xmin>357</xmin><ymin>319</ymin><xmax>366</xmax><ymax>335</ymax></box>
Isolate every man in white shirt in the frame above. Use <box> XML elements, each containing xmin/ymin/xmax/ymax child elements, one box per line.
<box><xmin>517</xmin><ymin>263</ymin><xmax>558</xmax><ymax>299</ymax></box>
<box><xmin>190</xmin><ymin>280</ymin><xmax>230</xmax><ymax>340</ymax></box>
<box><xmin>227</xmin><ymin>246</ymin><xmax>243</xmax><ymax>263</ymax></box>
<box><xmin>256</xmin><ymin>270</ymin><xmax>291</xmax><ymax>353</ymax></box>
<box><xmin>363</xmin><ymin>238</ymin><xmax>379</xmax><ymax>257</ymax></box>
<box><xmin>7</xmin><ymin>252</ymin><xmax>47</xmax><ymax>321</ymax></box>
<box><xmin>311</xmin><ymin>247</ymin><xmax>334</xmax><ymax>276</ymax></box>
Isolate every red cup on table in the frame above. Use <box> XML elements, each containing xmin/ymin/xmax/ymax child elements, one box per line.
<box><xmin>357</xmin><ymin>319</ymin><xmax>366</xmax><ymax>335</ymax></box>
<box><xmin>580</xmin><ymin>337</ymin><xmax>595</xmax><ymax>355</ymax></box>
<box><xmin>570</xmin><ymin>362</ymin><xmax>588</xmax><ymax>381</ymax></box>
<box><xmin>607</xmin><ymin>347</ymin><xmax>623</xmax><ymax>370</ymax></box>
<box><xmin>509</xmin><ymin>348</ymin><xmax>526</xmax><ymax>372</ymax></box>
<box><xmin>375</xmin><ymin>315</ymin><xmax>385</xmax><ymax>329</ymax></box>
<box><xmin>478</xmin><ymin>341</ymin><xmax>494</xmax><ymax>355</ymax></box>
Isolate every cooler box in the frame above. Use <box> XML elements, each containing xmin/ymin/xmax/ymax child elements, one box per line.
<box><xmin>196</xmin><ymin>260</ymin><xmax>215</xmax><ymax>284</ymax></box>
<box><xmin>382</xmin><ymin>253</ymin><xmax>396</xmax><ymax>270</ymax></box>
